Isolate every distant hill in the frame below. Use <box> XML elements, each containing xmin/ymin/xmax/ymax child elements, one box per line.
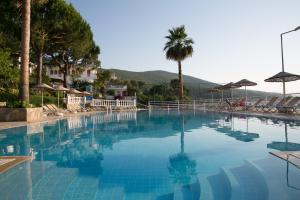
<box><xmin>107</xmin><ymin>68</ymin><xmax>280</xmax><ymax>99</ymax></box>
<box><xmin>108</xmin><ymin>68</ymin><xmax>217</xmax><ymax>86</ymax></box>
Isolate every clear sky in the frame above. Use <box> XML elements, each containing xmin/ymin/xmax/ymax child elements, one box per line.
<box><xmin>68</xmin><ymin>0</ymin><xmax>300</xmax><ymax>93</ymax></box>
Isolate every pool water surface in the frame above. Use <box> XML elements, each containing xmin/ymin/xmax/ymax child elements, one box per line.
<box><xmin>0</xmin><ymin>111</ymin><xmax>300</xmax><ymax>200</ymax></box>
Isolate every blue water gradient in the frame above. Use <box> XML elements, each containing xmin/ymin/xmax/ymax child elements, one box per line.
<box><xmin>1</xmin><ymin>111</ymin><xmax>300</xmax><ymax>200</ymax></box>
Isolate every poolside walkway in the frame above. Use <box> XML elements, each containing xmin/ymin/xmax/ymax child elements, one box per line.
<box><xmin>0</xmin><ymin>156</ymin><xmax>31</xmax><ymax>173</ymax></box>
<box><xmin>270</xmin><ymin>152</ymin><xmax>300</xmax><ymax>169</ymax></box>
<box><xmin>0</xmin><ymin>110</ymin><xmax>106</xmax><ymax>130</ymax></box>
<box><xmin>213</xmin><ymin>109</ymin><xmax>300</xmax><ymax>122</ymax></box>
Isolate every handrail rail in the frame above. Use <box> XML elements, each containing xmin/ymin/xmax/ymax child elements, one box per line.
<box><xmin>92</xmin><ymin>99</ymin><xmax>136</xmax><ymax>108</ymax></box>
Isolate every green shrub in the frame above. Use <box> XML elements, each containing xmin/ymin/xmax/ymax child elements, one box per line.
<box><xmin>6</xmin><ymin>100</ymin><xmax>31</xmax><ymax>108</ymax></box>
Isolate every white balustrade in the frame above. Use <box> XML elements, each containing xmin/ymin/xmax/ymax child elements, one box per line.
<box><xmin>67</xmin><ymin>96</ymin><xmax>86</xmax><ymax>105</ymax></box>
<box><xmin>92</xmin><ymin>99</ymin><xmax>136</xmax><ymax>108</ymax></box>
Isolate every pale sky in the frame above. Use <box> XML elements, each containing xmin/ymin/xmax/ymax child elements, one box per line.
<box><xmin>68</xmin><ymin>0</ymin><xmax>300</xmax><ymax>93</ymax></box>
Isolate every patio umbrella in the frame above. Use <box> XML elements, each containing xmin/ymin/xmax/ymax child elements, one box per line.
<box><xmin>214</xmin><ymin>85</ymin><xmax>225</xmax><ymax>101</ymax></box>
<box><xmin>54</xmin><ymin>85</ymin><xmax>69</xmax><ymax>109</ymax></box>
<box><xmin>207</xmin><ymin>88</ymin><xmax>220</xmax><ymax>103</ymax></box>
<box><xmin>234</xmin><ymin>79</ymin><xmax>257</xmax><ymax>108</ymax></box>
<box><xmin>265</xmin><ymin>71</ymin><xmax>300</xmax><ymax>99</ymax></box>
<box><xmin>81</xmin><ymin>91</ymin><xmax>91</xmax><ymax>96</ymax></box>
<box><xmin>34</xmin><ymin>83</ymin><xmax>54</xmax><ymax>107</ymax></box>
<box><xmin>68</xmin><ymin>88</ymin><xmax>82</xmax><ymax>95</ymax></box>
<box><xmin>267</xmin><ymin>123</ymin><xmax>300</xmax><ymax>151</ymax></box>
<box><xmin>221</xmin><ymin>82</ymin><xmax>241</xmax><ymax>100</ymax></box>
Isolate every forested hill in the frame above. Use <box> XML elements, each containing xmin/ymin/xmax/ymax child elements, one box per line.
<box><xmin>107</xmin><ymin>68</ymin><xmax>280</xmax><ymax>99</ymax></box>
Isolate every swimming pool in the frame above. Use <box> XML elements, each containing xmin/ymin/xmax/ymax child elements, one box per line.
<box><xmin>1</xmin><ymin>111</ymin><xmax>300</xmax><ymax>200</ymax></box>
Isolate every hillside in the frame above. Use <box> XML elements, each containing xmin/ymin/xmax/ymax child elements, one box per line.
<box><xmin>106</xmin><ymin>68</ymin><xmax>279</xmax><ymax>99</ymax></box>
<box><xmin>108</xmin><ymin>68</ymin><xmax>217</xmax><ymax>87</ymax></box>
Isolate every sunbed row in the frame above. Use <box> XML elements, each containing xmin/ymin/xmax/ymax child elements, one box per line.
<box><xmin>213</xmin><ymin>96</ymin><xmax>300</xmax><ymax>114</ymax></box>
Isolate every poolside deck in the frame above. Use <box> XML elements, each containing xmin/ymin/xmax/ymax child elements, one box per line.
<box><xmin>0</xmin><ymin>109</ymin><xmax>106</xmax><ymax>130</ymax></box>
<box><xmin>270</xmin><ymin>152</ymin><xmax>300</xmax><ymax>169</ymax></box>
<box><xmin>0</xmin><ymin>156</ymin><xmax>31</xmax><ymax>173</ymax></box>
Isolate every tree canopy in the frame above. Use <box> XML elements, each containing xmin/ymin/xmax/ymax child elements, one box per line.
<box><xmin>164</xmin><ymin>25</ymin><xmax>194</xmax><ymax>99</ymax></box>
<box><xmin>0</xmin><ymin>0</ymin><xmax>100</xmax><ymax>105</ymax></box>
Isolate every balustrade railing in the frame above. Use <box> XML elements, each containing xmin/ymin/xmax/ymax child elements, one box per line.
<box><xmin>91</xmin><ymin>99</ymin><xmax>136</xmax><ymax>108</ymax></box>
<box><xmin>67</xmin><ymin>96</ymin><xmax>86</xmax><ymax>105</ymax></box>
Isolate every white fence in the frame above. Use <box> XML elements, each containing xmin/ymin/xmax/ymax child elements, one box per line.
<box><xmin>148</xmin><ymin>100</ymin><xmax>216</xmax><ymax>111</ymax></box>
<box><xmin>92</xmin><ymin>99</ymin><xmax>136</xmax><ymax>108</ymax></box>
<box><xmin>67</xmin><ymin>96</ymin><xmax>86</xmax><ymax>105</ymax></box>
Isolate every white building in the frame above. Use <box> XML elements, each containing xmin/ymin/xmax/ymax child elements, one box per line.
<box><xmin>45</xmin><ymin>66</ymin><xmax>98</xmax><ymax>86</ymax></box>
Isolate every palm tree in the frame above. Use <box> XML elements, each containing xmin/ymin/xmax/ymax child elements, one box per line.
<box><xmin>20</xmin><ymin>0</ymin><xmax>31</xmax><ymax>103</ymax></box>
<box><xmin>164</xmin><ymin>25</ymin><xmax>194</xmax><ymax>100</ymax></box>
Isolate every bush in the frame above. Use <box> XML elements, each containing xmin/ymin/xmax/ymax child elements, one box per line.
<box><xmin>30</xmin><ymin>95</ymin><xmax>58</xmax><ymax>107</ymax></box>
<box><xmin>6</xmin><ymin>100</ymin><xmax>31</xmax><ymax>108</ymax></box>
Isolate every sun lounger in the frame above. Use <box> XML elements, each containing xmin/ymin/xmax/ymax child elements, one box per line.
<box><xmin>256</xmin><ymin>97</ymin><xmax>278</xmax><ymax>112</ymax></box>
<box><xmin>224</xmin><ymin>98</ymin><xmax>245</xmax><ymax>111</ymax></box>
<box><xmin>276</xmin><ymin>97</ymin><xmax>300</xmax><ymax>113</ymax></box>
<box><xmin>43</xmin><ymin>105</ymin><xmax>54</xmax><ymax>116</ymax></box>
<box><xmin>45</xmin><ymin>104</ymin><xmax>64</xmax><ymax>116</ymax></box>
<box><xmin>246</xmin><ymin>98</ymin><xmax>264</xmax><ymax>111</ymax></box>
<box><xmin>263</xmin><ymin>97</ymin><xmax>291</xmax><ymax>113</ymax></box>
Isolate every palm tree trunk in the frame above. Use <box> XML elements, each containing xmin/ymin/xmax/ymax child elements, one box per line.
<box><xmin>178</xmin><ymin>61</ymin><xmax>183</xmax><ymax>99</ymax></box>
<box><xmin>180</xmin><ymin>115</ymin><xmax>185</xmax><ymax>154</ymax></box>
<box><xmin>20</xmin><ymin>0</ymin><xmax>31</xmax><ymax>102</ymax></box>
<box><xmin>36</xmin><ymin>51</ymin><xmax>43</xmax><ymax>84</ymax></box>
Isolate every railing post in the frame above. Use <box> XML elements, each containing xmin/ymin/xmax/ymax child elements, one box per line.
<box><xmin>83</xmin><ymin>97</ymin><xmax>86</xmax><ymax>108</ymax></box>
<box><xmin>177</xmin><ymin>100</ymin><xmax>180</xmax><ymax>112</ymax></box>
<box><xmin>193</xmin><ymin>100</ymin><xmax>195</xmax><ymax>111</ymax></box>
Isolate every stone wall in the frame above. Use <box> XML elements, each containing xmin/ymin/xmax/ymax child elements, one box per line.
<box><xmin>0</xmin><ymin>107</ymin><xmax>43</xmax><ymax>122</ymax></box>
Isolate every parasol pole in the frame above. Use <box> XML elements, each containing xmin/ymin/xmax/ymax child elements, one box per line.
<box><xmin>245</xmin><ymin>86</ymin><xmax>247</xmax><ymax>109</ymax></box>
<box><xmin>41</xmin><ymin>89</ymin><xmax>44</xmax><ymax>107</ymax></box>
<box><xmin>57</xmin><ymin>91</ymin><xmax>59</xmax><ymax>109</ymax></box>
<box><xmin>281</xmin><ymin>33</ymin><xmax>286</xmax><ymax>99</ymax></box>
<box><xmin>221</xmin><ymin>90</ymin><xmax>223</xmax><ymax>101</ymax></box>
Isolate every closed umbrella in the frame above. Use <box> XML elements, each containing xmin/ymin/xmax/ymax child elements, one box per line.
<box><xmin>34</xmin><ymin>83</ymin><xmax>53</xmax><ymax>107</ymax></box>
<box><xmin>265</xmin><ymin>72</ymin><xmax>300</xmax><ymax>101</ymax></box>
<box><xmin>234</xmin><ymin>79</ymin><xmax>257</xmax><ymax>108</ymax></box>
<box><xmin>54</xmin><ymin>85</ymin><xmax>69</xmax><ymax>109</ymax></box>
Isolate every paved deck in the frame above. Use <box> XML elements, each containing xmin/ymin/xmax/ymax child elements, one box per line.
<box><xmin>0</xmin><ymin>110</ymin><xmax>106</xmax><ymax>130</ymax></box>
<box><xmin>0</xmin><ymin>156</ymin><xmax>31</xmax><ymax>173</ymax></box>
<box><xmin>270</xmin><ymin>152</ymin><xmax>300</xmax><ymax>169</ymax></box>
<box><xmin>220</xmin><ymin>110</ymin><xmax>300</xmax><ymax>121</ymax></box>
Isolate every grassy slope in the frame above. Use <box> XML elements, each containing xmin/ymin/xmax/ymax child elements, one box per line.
<box><xmin>107</xmin><ymin>68</ymin><xmax>280</xmax><ymax>98</ymax></box>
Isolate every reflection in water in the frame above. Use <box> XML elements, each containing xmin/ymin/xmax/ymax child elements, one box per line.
<box><xmin>0</xmin><ymin>111</ymin><xmax>300</xmax><ymax>199</ymax></box>
<box><xmin>168</xmin><ymin>115</ymin><xmax>200</xmax><ymax>199</ymax></box>
<box><xmin>268</xmin><ymin>122</ymin><xmax>300</xmax><ymax>151</ymax></box>
<box><xmin>209</xmin><ymin>114</ymin><xmax>260</xmax><ymax>142</ymax></box>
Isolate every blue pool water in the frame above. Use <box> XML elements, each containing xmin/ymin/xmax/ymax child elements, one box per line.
<box><xmin>1</xmin><ymin>111</ymin><xmax>300</xmax><ymax>200</ymax></box>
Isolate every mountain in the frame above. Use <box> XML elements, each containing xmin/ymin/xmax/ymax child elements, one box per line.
<box><xmin>108</xmin><ymin>68</ymin><xmax>216</xmax><ymax>86</ymax></box>
<box><xmin>107</xmin><ymin>68</ymin><xmax>279</xmax><ymax>98</ymax></box>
